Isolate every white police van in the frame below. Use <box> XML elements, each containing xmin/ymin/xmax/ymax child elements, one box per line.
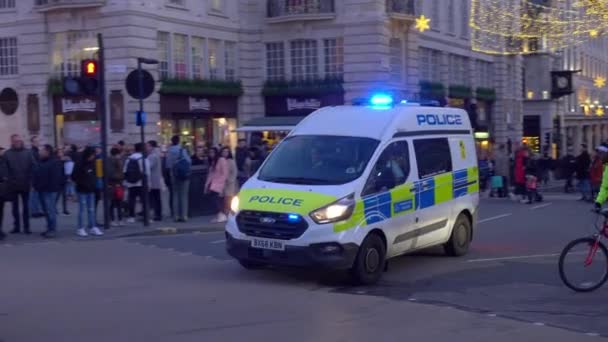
<box><xmin>226</xmin><ymin>94</ymin><xmax>479</xmax><ymax>284</ymax></box>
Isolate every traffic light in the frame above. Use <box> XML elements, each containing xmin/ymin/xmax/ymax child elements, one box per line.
<box><xmin>80</xmin><ymin>59</ymin><xmax>99</xmax><ymax>95</ymax></box>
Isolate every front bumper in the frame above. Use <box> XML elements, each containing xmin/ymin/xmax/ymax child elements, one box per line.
<box><xmin>225</xmin><ymin>232</ymin><xmax>359</xmax><ymax>270</ymax></box>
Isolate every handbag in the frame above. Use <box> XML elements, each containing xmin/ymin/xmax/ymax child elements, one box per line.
<box><xmin>113</xmin><ymin>185</ymin><xmax>125</xmax><ymax>201</ymax></box>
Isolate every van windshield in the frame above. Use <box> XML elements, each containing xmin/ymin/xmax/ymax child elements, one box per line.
<box><xmin>258</xmin><ymin>135</ymin><xmax>379</xmax><ymax>185</ymax></box>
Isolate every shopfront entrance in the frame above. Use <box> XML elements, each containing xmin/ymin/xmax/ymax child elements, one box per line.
<box><xmin>159</xmin><ymin>95</ymin><xmax>238</xmax><ymax>149</ymax></box>
<box><xmin>53</xmin><ymin>96</ymin><xmax>100</xmax><ymax>147</ymax></box>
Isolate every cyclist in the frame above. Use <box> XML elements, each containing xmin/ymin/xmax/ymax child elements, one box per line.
<box><xmin>593</xmin><ymin>144</ymin><xmax>608</xmax><ymax>211</ymax></box>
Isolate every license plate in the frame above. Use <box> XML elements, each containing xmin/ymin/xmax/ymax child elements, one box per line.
<box><xmin>250</xmin><ymin>238</ymin><xmax>285</xmax><ymax>251</ymax></box>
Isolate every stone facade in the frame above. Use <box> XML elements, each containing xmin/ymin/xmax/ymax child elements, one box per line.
<box><xmin>0</xmin><ymin>0</ymin><xmax>523</xmax><ymax>151</ymax></box>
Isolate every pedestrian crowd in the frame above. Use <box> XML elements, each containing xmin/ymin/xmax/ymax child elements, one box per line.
<box><xmin>481</xmin><ymin>142</ymin><xmax>607</xmax><ymax>204</ymax></box>
<box><xmin>0</xmin><ymin>134</ymin><xmax>271</xmax><ymax>241</ymax></box>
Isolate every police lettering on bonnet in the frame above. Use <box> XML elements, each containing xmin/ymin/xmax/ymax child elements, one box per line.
<box><xmin>416</xmin><ymin>114</ymin><xmax>463</xmax><ymax>126</ymax></box>
<box><xmin>225</xmin><ymin>94</ymin><xmax>479</xmax><ymax>286</ymax></box>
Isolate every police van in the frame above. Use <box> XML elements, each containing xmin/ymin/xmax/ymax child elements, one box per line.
<box><xmin>226</xmin><ymin>94</ymin><xmax>479</xmax><ymax>284</ymax></box>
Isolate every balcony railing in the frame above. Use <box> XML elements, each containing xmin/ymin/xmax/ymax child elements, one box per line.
<box><xmin>35</xmin><ymin>0</ymin><xmax>105</xmax><ymax>12</ymax></box>
<box><xmin>267</xmin><ymin>0</ymin><xmax>336</xmax><ymax>22</ymax></box>
<box><xmin>386</xmin><ymin>0</ymin><xmax>416</xmax><ymax>18</ymax></box>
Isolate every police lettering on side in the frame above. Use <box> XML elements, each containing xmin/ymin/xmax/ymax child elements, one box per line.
<box><xmin>416</xmin><ymin>114</ymin><xmax>463</xmax><ymax>126</ymax></box>
<box><xmin>249</xmin><ymin>195</ymin><xmax>303</xmax><ymax>207</ymax></box>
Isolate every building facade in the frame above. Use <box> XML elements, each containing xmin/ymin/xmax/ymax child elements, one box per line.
<box><xmin>0</xmin><ymin>0</ymin><xmax>523</xmax><ymax>154</ymax></box>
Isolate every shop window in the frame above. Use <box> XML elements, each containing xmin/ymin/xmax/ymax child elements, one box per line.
<box><xmin>388</xmin><ymin>38</ymin><xmax>402</xmax><ymax>82</ymax></box>
<box><xmin>157</xmin><ymin>32</ymin><xmax>170</xmax><ymax>79</ymax></box>
<box><xmin>414</xmin><ymin>138</ymin><xmax>452</xmax><ymax>178</ymax></box>
<box><xmin>0</xmin><ymin>0</ymin><xmax>15</xmax><ymax>9</ymax></box>
<box><xmin>51</xmin><ymin>31</ymin><xmax>96</xmax><ymax>77</ymax></box>
<box><xmin>324</xmin><ymin>38</ymin><xmax>343</xmax><ymax>79</ymax></box>
<box><xmin>173</xmin><ymin>34</ymin><xmax>187</xmax><ymax>79</ymax></box>
<box><xmin>210</xmin><ymin>0</ymin><xmax>224</xmax><ymax>13</ymax></box>
<box><xmin>266</xmin><ymin>42</ymin><xmax>285</xmax><ymax>81</ymax></box>
<box><xmin>363</xmin><ymin>141</ymin><xmax>410</xmax><ymax>196</ymax></box>
<box><xmin>290</xmin><ymin>39</ymin><xmax>318</xmax><ymax>81</ymax></box>
<box><xmin>419</xmin><ymin>48</ymin><xmax>441</xmax><ymax>82</ymax></box>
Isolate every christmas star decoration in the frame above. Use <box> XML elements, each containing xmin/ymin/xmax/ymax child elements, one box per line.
<box><xmin>590</xmin><ymin>30</ymin><xmax>599</xmax><ymax>38</ymax></box>
<box><xmin>594</xmin><ymin>76</ymin><xmax>606</xmax><ymax>88</ymax></box>
<box><xmin>415</xmin><ymin>15</ymin><xmax>431</xmax><ymax>33</ymax></box>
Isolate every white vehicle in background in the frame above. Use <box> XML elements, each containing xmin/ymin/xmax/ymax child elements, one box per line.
<box><xmin>226</xmin><ymin>94</ymin><xmax>479</xmax><ymax>285</ymax></box>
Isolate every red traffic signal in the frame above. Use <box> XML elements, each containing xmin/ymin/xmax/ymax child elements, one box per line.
<box><xmin>81</xmin><ymin>59</ymin><xmax>98</xmax><ymax>77</ymax></box>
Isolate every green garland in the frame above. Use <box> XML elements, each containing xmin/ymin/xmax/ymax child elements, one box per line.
<box><xmin>47</xmin><ymin>77</ymin><xmax>64</xmax><ymax>96</ymax></box>
<box><xmin>448</xmin><ymin>85</ymin><xmax>473</xmax><ymax>99</ymax></box>
<box><xmin>262</xmin><ymin>78</ymin><xmax>344</xmax><ymax>97</ymax></box>
<box><xmin>419</xmin><ymin>80</ymin><xmax>446</xmax><ymax>98</ymax></box>
<box><xmin>159</xmin><ymin>78</ymin><xmax>243</xmax><ymax>97</ymax></box>
<box><xmin>475</xmin><ymin>87</ymin><xmax>497</xmax><ymax>101</ymax></box>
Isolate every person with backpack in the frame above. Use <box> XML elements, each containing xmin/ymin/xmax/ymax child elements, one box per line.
<box><xmin>72</xmin><ymin>147</ymin><xmax>103</xmax><ymax>237</ymax></box>
<box><xmin>123</xmin><ymin>143</ymin><xmax>150</xmax><ymax>224</ymax></box>
<box><xmin>108</xmin><ymin>147</ymin><xmax>124</xmax><ymax>226</ymax></box>
<box><xmin>165</xmin><ymin>135</ymin><xmax>191</xmax><ymax>222</ymax></box>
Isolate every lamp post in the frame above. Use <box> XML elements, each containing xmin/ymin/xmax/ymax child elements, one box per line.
<box><xmin>137</xmin><ymin>57</ymin><xmax>158</xmax><ymax>227</ymax></box>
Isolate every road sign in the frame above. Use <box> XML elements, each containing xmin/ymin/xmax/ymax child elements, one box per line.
<box><xmin>107</xmin><ymin>64</ymin><xmax>127</xmax><ymax>74</ymax></box>
<box><xmin>136</xmin><ymin>110</ymin><xmax>146</xmax><ymax>126</ymax></box>
<box><xmin>126</xmin><ymin>69</ymin><xmax>155</xmax><ymax>100</ymax></box>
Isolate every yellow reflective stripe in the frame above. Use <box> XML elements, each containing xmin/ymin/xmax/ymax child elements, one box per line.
<box><xmin>334</xmin><ymin>200</ymin><xmax>366</xmax><ymax>233</ymax></box>
<box><xmin>390</xmin><ymin>183</ymin><xmax>415</xmax><ymax>217</ymax></box>
<box><xmin>467</xmin><ymin>166</ymin><xmax>479</xmax><ymax>193</ymax></box>
<box><xmin>238</xmin><ymin>188</ymin><xmax>336</xmax><ymax>216</ymax></box>
<box><xmin>434</xmin><ymin>173</ymin><xmax>453</xmax><ymax>204</ymax></box>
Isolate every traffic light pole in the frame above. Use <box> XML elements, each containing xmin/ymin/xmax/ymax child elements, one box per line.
<box><xmin>97</xmin><ymin>33</ymin><xmax>110</xmax><ymax>231</ymax></box>
<box><xmin>138</xmin><ymin>59</ymin><xmax>150</xmax><ymax>227</ymax></box>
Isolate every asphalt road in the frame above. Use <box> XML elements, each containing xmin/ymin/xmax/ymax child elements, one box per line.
<box><xmin>1</xmin><ymin>194</ymin><xmax>607</xmax><ymax>341</ymax></box>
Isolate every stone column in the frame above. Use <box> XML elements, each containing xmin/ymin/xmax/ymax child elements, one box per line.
<box><xmin>573</xmin><ymin>124</ymin><xmax>582</xmax><ymax>155</ymax></box>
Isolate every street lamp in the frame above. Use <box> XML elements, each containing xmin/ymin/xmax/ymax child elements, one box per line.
<box><xmin>137</xmin><ymin>57</ymin><xmax>158</xmax><ymax>227</ymax></box>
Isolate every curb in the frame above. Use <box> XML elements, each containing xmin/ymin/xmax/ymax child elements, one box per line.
<box><xmin>115</xmin><ymin>225</ymin><xmax>224</xmax><ymax>238</ymax></box>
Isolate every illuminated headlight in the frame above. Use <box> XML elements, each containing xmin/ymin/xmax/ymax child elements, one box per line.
<box><xmin>310</xmin><ymin>195</ymin><xmax>355</xmax><ymax>224</ymax></box>
<box><xmin>230</xmin><ymin>196</ymin><xmax>239</xmax><ymax>214</ymax></box>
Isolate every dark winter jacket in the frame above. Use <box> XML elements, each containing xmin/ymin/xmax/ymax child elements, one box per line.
<box><xmin>32</xmin><ymin>157</ymin><xmax>65</xmax><ymax>193</ymax></box>
<box><xmin>575</xmin><ymin>151</ymin><xmax>591</xmax><ymax>180</ymax></box>
<box><xmin>72</xmin><ymin>159</ymin><xmax>97</xmax><ymax>193</ymax></box>
<box><xmin>107</xmin><ymin>157</ymin><xmax>124</xmax><ymax>186</ymax></box>
<box><xmin>3</xmin><ymin>147</ymin><xmax>36</xmax><ymax>192</ymax></box>
<box><xmin>0</xmin><ymin>156</ymin><xmax>11</xmax><ymax>200</ymax></box>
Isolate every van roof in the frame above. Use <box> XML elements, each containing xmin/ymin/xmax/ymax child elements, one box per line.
<box><xmin>290</xmin><ymin>105</ymin><xmax>472</xmax><ymax>140</ymax></box>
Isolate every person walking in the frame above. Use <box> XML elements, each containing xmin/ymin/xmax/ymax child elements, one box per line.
<box><xmin>72</xmin><ymin>147</ymin><xmax>103</xmax><ymax>237</ymax></box>
<box><xmin>0</xmin><ymin>148</ymin><xmax>11</xmax><ymax>241</ymax></box>
<box><xmin>108</xmin><ymin>147</ymin><xmax>124</xmax><ymax>227</ymax></box>
<box><xmin>205</xmin><ymin>147</ymin><xmax>229</xmax><ymax>223</ymax></box>
<box><xmin>575</xmin><ymin>144</ymin><xmax>592</xmax><ymax>201</ymax></box>
<box><xmin>4</xmin><ymin>134</ymin><xmax>36</xmax><ymax>234</ymax></box>
<box><xmin>33</xmin><ymin>145</ymin><xmax>64</xmax><ymax>238</ymax></box>
<box><xmin>28</xmin><ymin>135</ymin><xmax>44</xmax><ymax>218</ymax></box>
<box><xmin>235</xmin><ymin>139</ymin><xmax>248</xmax><ymax>187</ymax></box>
<box><xmin>513</xmin><ymin>145</ymin><xmax>529</xmax><ymax>202</ymax></box>
<box><xmin>123</xmin><ymin>143</ymin><xmax>150</xmax><ymax>224</ymax></box>
<box><xmin>591</xmin><ymin>147</ymin><xmax>604</xmax><ymax>200</ymax></box>
<box><xmin>221</xmin><ymin>147</ymin><xmax>239</xmax><ymax>217</ymax></box>
<box><xmin>55</xmin><ymin>147</ymin><xmax>71</xmax><ymax>216</ymax></box>
<box><xmin>166</xmin><ymin>135</ymin><xmax>191</xmax><ymax>222</ymax></box>
<box><xmin>492</xmin><ymin>144</ymin><xmax>511</xmax><ymax>198</ymax></box>
<box><xmin>147</xmin><ymin>140</ymin><xmax>163</xmax><ymax>222</ymax></box>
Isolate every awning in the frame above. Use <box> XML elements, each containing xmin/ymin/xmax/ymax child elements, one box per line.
<box><xmin>234</xmin><ymin>116</ymin><xmax>305</xmax><ymax>132</ymax></box>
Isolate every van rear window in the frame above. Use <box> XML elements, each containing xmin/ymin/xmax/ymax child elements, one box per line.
<box><xmin>414</xmin><ymin>138</ymin><xmax>453</xmax><ymax>178</ymax></box>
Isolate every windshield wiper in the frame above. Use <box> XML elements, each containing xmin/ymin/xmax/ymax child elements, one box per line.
<box><xmin>261</xmin><ymin>176</ymin><xmax>333</xmax><ymax>185</ymax></box>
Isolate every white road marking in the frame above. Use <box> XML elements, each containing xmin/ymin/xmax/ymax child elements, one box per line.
<box><xmin>178</xmin><ymin>252</ymin><xmax>193</xmax><ymax>257</ymax></box>
<box><xmin>585</xmin><ymin>333</ymin><xmax>600</xmax><ymax>337</ymax></box>
<box><xmin>478</xmin><ymin>213</ymin><xmax>512</xmax><ymax>224</ymax></box>
<box><xmin>467</xmin><ymin>253</ymin><xmax>560</xmax><ymax>263</ymax></box>
<box><xmin>533</xmin><ymin>322</ymin><xmax>546</xmax><ymax>326</ymax></box>
<box><xmin>486</xmin><ymin>313</ymin><xmax>497</xmax><ymax>317</ymax></box>
<box><xmin>531</xmin><ymin>203</ymin><xmax>552</xmax><ymax>210</ymax></box>
<box><xmin>210</xmin><ymin>239</ymin><xmax>226</xmax><ymax>244</ymax></box>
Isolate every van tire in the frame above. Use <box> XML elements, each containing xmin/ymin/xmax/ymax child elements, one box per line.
<box><xmin>238</xmin><ymin>259</ymin><xmax>266</xmax><ymax>270</ymax></box>
<box><xmin>350</xmin><ymin>234</ymin><xmax>386</xmax><ymax>285</ymax></box>
<box><xmin>444</xmin><ymin>215</ymin><xmax>471</xmax><ymax>257</ymax></box>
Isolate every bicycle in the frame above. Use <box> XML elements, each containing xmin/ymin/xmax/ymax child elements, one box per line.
<box><xmin>558</xmin><ymin>209</ymin><xmax>608</xmax><ymax>292</ymax></box>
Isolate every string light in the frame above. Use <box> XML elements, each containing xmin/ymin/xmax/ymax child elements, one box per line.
<box><xmin>594</xmin><ymin>76</ymin><xmax>606</xmax><ymax>88</ymax></box>
<box><xmin>470</xmin><ymin>0</ymin><xmax>608</xmax><ymax>55</ymax></box>
<box><xmin>415</xmin><ymin>15</ymin><xmax>431</xmax><ymax>33</ymax></box>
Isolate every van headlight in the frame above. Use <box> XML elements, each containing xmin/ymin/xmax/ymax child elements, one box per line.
<box><xmin>230</xmin><ymin>196</ymin><xmax>239</xmax><ymax>214</ymax></box>
<box><xmin>310</xmin><ymin>195</ymin><xmax>355</xmax><ymax>224</ymax></box>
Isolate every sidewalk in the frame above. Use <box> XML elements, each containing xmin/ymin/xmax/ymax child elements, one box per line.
<box><xmin>0</xmin><ymin>193</ymin><xmax>225</xmax><ymax>243</ymax></box>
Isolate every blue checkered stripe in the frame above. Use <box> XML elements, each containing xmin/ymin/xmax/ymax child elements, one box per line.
<box><xmin>361</xmin><ymin>168</ymin><xmax>473</xmax><ymax>225</ymax></box>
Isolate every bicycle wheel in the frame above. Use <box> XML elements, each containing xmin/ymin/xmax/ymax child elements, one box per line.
<box><xmin>559</xmin><ymin>238</ymin><xmax>608</xmax><ymax>292</ymax></box>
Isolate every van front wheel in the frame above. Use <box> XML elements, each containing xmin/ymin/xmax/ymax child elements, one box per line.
<box><xmin>350</xmin><ymin>234</ymin><xmax>386</xmax><ymax>285</ymax></box>
<box><xmin>444</xmin><ymin>215</ymin><xmax>471</xmax><ymax>257</ymax></box>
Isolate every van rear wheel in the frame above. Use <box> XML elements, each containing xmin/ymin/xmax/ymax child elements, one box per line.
<box><xmin>444</xmin><ymin>215</ymin><xmax>471</xmax><ymax>257</ymax></box>
<box><xmin>350</xmin><ymin>234</ymin><xmax>386</xmax><ymax>285</ymax></box>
